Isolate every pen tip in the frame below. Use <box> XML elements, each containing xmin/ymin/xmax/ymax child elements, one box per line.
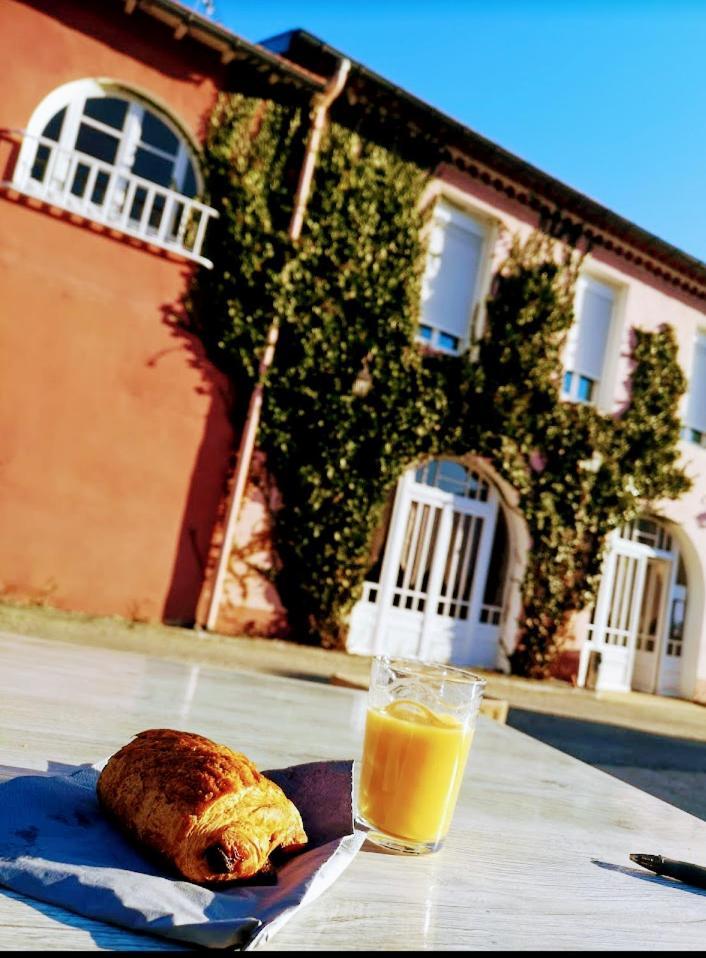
<box><xmin>630</xmin><ymin>853</ymin><xmax>659</xmax><ymax>869</ymax></box>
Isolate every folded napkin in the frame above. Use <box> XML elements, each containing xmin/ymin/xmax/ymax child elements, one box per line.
<box><xmin>0</xmin><ymin>760</ymin><xmax>364</xmax><ymax>950</ymax></box>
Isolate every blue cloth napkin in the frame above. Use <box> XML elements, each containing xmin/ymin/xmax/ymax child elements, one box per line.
<box><xmin>0</xmin><ymin>760</ymin><xmax>364</xmax><ymax>949</ymax></box>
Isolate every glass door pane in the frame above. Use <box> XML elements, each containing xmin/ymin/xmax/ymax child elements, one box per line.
<box><xmin>436</xmin><ymin>512</ymin><xmax>483</xmax><ymax>621</ymax></box>
<box><xmin>633</xmin><ymin>558</ymin><xmax>670</xmax><ymax>693</ymax></box>
<box><xmin>391</xmin><ymin>502</ymin><xmax>442</xmax><ymax>612</ymax></box>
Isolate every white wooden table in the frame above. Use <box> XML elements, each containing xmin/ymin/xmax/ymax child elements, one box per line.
<box><xmin>2</xmin><ymin>632</ymin><xmax>706</xmax><ymax>951</ymax></box>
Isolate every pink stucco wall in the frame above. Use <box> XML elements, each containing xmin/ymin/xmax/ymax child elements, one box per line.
<box><xmin>0</xmin><ymin>0</ymin><xmax>237</xmax><ymax>623</ymax></box>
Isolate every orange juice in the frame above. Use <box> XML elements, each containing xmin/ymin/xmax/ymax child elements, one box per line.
<box><xmin>358</xmin><ymin>699</ymin><xmax>473</xmax><ymax>846</ymax></box>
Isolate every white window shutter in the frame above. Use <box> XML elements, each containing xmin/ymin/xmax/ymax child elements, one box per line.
<box><xmin>687</xmin><ymin>334</ymin><xmax>706</xmax><ymax>434</ymax></box>
<box><xmin>421</xmin><ymin>202</ymin><xmax>483</xmax><ymax>343</ymax></box>
<box><xmin>573</xmin><ymin>278</ymin><xmax>614</xmax><ymax>382</ymax></box>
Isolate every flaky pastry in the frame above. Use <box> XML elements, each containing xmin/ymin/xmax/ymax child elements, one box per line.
<box><xmin>96</xmin><ymin>728</ymin><xmax>308</xmax><ymax>884</ymax></box>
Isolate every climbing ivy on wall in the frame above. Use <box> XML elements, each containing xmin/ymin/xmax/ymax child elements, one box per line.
<box><xmin>188</xmin><ymin>92</ymin><xmax>690</xmax><ymax>678</ymax></box>
<box><xmin>445</xmin><ymin>235</ymin><xmax>691</xmax><ymax>675</ymax></box>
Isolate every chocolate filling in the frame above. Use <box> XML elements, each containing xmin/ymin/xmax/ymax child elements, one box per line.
<box><xmin>204</xmin><ymin>843</ymin><xmax>240</xmax><ymax>874</ymax></box>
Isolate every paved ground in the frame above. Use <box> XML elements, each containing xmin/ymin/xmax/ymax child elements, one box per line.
<box><xmin>2</xmin><ymin>599</ymin><xmax>706</xmax><ymax>821</ymax></box>
<box><xmin>507</xmin><ymin>709</ymin><xmax>706</xmax><ymax>821</ymax></box>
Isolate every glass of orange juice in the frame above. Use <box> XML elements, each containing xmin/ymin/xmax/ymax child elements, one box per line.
<box><xmin>355</xmin><ymin>655</ymin><xmax>486</xmax><ymax>855</ymax></box>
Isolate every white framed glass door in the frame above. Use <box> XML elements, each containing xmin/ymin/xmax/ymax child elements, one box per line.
<box><xmin>578</xmin><ymin>518</ymin><xmax>686</xmax><ymax>695</ymax></box>
<box><xmin>632</xmin><ymin>557</ymin><xmax>670</xmax><ymax>693</ymax></box>
<box><xmin>347</xmin><ymin>460</ymin><xmax>504</xmax><ymax>667</ymax></box>
<box><xmin>581</xmin><ymin>543</ymin><xmax>648</xmax><ymax>691</ymax></box>
<box><xmin>659</xmin><ymin>557</ymin><xmax>688</xmax><ymax>696</ymax></box>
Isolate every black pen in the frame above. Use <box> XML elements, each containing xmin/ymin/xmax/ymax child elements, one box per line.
<box><xmin>630</xmin><ymin>854</ymin><xmax>706</xmax><ymax>890</ymax></box>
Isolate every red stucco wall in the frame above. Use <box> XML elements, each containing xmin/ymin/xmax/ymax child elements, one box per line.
<box><xmin>0</xmin><ymin>0</ymin><xmax>236</xmax><ymax>623</ymax></box>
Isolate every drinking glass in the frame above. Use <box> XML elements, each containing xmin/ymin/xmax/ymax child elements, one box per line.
<box><xmin>355</xmin><ymin>655</ymin><xmax>486</xmax><ymax>854</ymax></box>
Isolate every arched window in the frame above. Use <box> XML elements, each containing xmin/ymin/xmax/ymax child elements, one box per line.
<box><xmin>12</xmin><ymin>80</ymin><xmax>217</xmax><ymax>267</ymax></box>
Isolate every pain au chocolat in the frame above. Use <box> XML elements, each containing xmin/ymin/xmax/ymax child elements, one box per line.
<box><xmin>96</xmin><ymin>728</ymin><xmax>308</xmax><ymax>884</ymax></box>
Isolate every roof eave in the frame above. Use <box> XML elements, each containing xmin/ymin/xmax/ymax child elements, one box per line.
<box><xmin>262</xmin><ymin>29</ymin><xmax>706</xmax><ymax>296</ymax></box>
<box><xmin>119</xmin><ymin>1</ymin><xmax>325</xmax><ymax>89</ymax></box>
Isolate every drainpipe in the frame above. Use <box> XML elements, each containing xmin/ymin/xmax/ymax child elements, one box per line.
<box><xmin>203</xmin><ymin>57</ymin><xmax>351</xmax><ymax>632</ymax></box>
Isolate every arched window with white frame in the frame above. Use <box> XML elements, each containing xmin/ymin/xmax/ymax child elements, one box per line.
<box><xmin>11</xmin><ymin>79</ymin><xmax>217</xmax><ymax>267</ymax></box>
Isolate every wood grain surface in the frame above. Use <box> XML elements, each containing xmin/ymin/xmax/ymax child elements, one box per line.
<box><xmin>2</xmin><ymin>632</ymin><xmax>706</xmax><ymax>951</ymax></box>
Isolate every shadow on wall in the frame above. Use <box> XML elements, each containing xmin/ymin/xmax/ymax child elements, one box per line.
<box><xmin>154</xmin><ymin>295</ymin><xmax>235</xmax><ymax>627</ymax></box>
<box><xmin>0</xmin><ymin>138</ymin><xmax>234</xmax><ymax>628</ymax></box>
<box><xmin>211</xmin><ymin>450</ymin><xmax>291</xmax><ymax>639</ymax></box>
<box><xmin>613</xmin><ymin>325</ymin><xmax>639</xmax><ymax>419</ymax></box>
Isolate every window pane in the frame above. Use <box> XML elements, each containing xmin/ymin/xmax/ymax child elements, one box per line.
<box><xmin>128</xmin><ymin>185</ymin><xmax>149</xmax><ymax>223</ymax></box>
<box><xmin>132</xmin><ymin>146</ymin><xmax>174</xmax><ymax>187</ymax></box>
<box><xmin>147</xmin><ymin>193</ymin><xmax>166</xmax><ymax>232</ymax></box>
<box><xmin>563</xmin><ymin>370</ymin><xmax>573</xmax><ymax>395</ymax></box>
<box><xmin>436</xmin><ymin>460</ymin><xmax>469</xmax><ymax>494</ymax></box>
<box><xmin>483</xmin><ymin>510</ymin><xmax>508</xmax><ymax>608</ymax></box>
<box><xmin>669</xmin><ymin>598</ymin><xmax>685</xmax><ymax>642</ymax></box>
<box><xmin>70</xmin><ymin>162</ymin><xmax>90</xmax><ymax>198</ymax></box>
<box><xmin>182</xmin><ymin>161</ymin><xmax>197</xmax><ymax>198</ymax></box>
<box><xmin>167</xmin><ymin>199</ymin><xmax>186</xmax><ymax>239</ymax></box>
<box><xmin>83</xmin><ymin>96</ymin><xmax>128</xmax><ymax>131</ymax></box>
<box><xmin>438</xmin><ymin>331</ymin><xmax>460</xmax><ymax>352</ymax></box>
<box><xmin>89</xmin><ymin>170</ymin><xmax>110</xmax><ymax>206</ymax></box>
<box><xmin>636</xmin><ymin>517</ymin><xmax>658</xmax><ymax>543</ymax></box>
<box><xmin>418</xmin><ymin>324</ymin><xmax>433</xmax><ymax>342</ymax></box>
<box><xmin>42</xmin><ymin>107</ymin><xmax>66</xmax><ymax>142</ymax></box>
<box><xmin>30</xmin><ymin>143</ymin><xmax>52</xmax><ymax>182</ymax></box>
<box><xmin>415</xmin><ymin>460</ymin><xmax>438</xmax><ymax>487</ymax></box>
<box><xmin>75</xmin><ymin>123</ymin><xmax>119</xmax><ymax>164</ymax></box>
<box><xmin>638</xmin><ymin>560</ymin><xmax>664</xmax><ymax>639</ymax></box>
<box><xmin>141</xmin><ymin>111</ymin><xmax>179</xmax><ymax>155</ymax></box>
<box><xmin>577</xmin><ymin>376</ymin><xmax>594</xmax><ymax>402</ymax></box>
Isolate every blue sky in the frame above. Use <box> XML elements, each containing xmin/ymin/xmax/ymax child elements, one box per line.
<box><xmin>198</xmin><ymin>1</ymin><xmax>706</xmax><ymax>263</ymax></box>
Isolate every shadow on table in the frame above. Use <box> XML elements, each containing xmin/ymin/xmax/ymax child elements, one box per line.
<box><xmin>592</xmin><ymin>859</ymin><xmax>706</xmax><ymax>898</ymax></box>
<box><xmin>270</xmin><ymin>669</ymin><xmax>332</xmax><ymax>685</ymax></box>
<box><xmin>0</xmin><ymin>771</ymin><xmax>193</xmax><ymax>950</ymax></box>
<box><xmin>0</xmin><ymin>761</ymin><xmax>86</xmax><ymax>779</ymax></box>
<box><xmin>507</xmin><ymin>708</ymin><xmax>706</xmax><ymax>821</ymax></box>
<box><xmin>0</xmin><ymin>885</ymin><xmax>185</xmax><ymax>951</ymax></box>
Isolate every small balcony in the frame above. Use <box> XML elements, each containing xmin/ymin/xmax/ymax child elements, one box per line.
<box><xmin>2</xmin><ymin>129</ymin><xmax>218</xmax><ymax>268</ymax></box>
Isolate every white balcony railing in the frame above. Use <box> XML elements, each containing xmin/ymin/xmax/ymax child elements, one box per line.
<box><xmin>2</xmin><ymin>130</ymin><xmax>218</xmax><ymax>268</ymax></box>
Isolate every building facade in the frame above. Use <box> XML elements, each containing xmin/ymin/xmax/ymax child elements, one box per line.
<box><xmin>345</xmin><ymin>183</ymin><xmax>706</xmax><ymax>702</ymax></box>
<box><xmin>0</xmin><ymin>0</ymin><xmax>319</xmax><ymax>628</ymax></box>
<box><xmin>2</xmin><ymin>1</ymin><xmax>706</xmax><ymax>701</ymax></box>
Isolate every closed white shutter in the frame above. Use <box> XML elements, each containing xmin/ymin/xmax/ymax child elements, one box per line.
<box><xmin>686</xmin><ymin>334</ymin><xmax>706</xmax><ymax>434</ymax></box>
<box><xmin>572</xmin><ymin>278</ymin><xmax>614</xmax><ymax>382</ymax></box>
<box><xmin>420</xmin><ymin>201</ymin><xmax>484</xmax><ymax>347</ymax></box>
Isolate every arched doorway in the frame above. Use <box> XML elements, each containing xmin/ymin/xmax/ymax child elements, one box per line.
<box><xmin>577</xmin><ymin>517</ymin><xmax>688</xmax><ymax>695</ymax></box>
<box><xmin>347</xmin><ymin>458</ymin><xmax>509</xmax><ymax>667</ymax></box>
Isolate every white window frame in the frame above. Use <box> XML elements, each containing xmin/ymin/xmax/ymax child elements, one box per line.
<box><xmin>682</xmin><ymin>329</ymin><xmax>706</xmax><ymax>448</ymax></box>
<box><xmin>416</xmin><ymin>189</ymin><xmax>495</xmax><ymax>356</ymax></box>
<box><xmin>7</xmin><ymin>78</ymin><xmax>217</xmax><ymax>268</ymax></box>
<box><xmin>562</xmin><ymin>271</ymin><xmax>622</xmax><ymax>409</ymax></box>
